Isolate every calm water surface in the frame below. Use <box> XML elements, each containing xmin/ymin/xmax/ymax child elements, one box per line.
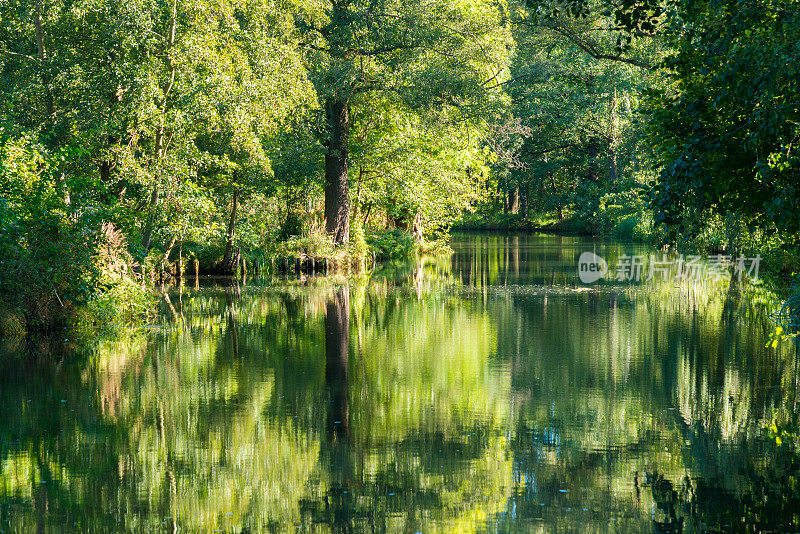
<box><xmin>2</xmin><ymin>233</ymin><xmax>799</xmax><ymax>532</ymax></box>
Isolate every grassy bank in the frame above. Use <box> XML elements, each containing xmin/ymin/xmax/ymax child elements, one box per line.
<box><xmin>454</xmin><ymin>209</ymin><xmax>659</xmax><ymax>241</ymax></box>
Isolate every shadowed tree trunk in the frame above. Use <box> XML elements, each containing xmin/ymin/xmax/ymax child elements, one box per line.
<box><xmin>99</xmin><ymin>161</ymin><xmax>112</xmax><ymax>184</ymax></box>
<box><xmin>502</xmin><ymin>176</ymin><xmax>510</xmax><ymax>214</ymax></box>
<box><xmin>550</xmin><ymin>174</ymin><xmax>564</xmax><ymax>220</ymax></box>
<box><xmin>507</xmin><ymin>187</ymin><xmax>520</xmax><ymax>214</ymax></box>
<box><xmin>140</xmin><ymin>186</ymin><xmax>159</xmax><ymax>253</ymax></box>
<box><xmin>324</xmin><ymin>98</ymin><xmax>350</xmax><ymax>245</ymax></box>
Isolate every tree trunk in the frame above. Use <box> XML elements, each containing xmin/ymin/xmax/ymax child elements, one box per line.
<box><xmin>550</xmin><ymin>175</ymin><xmax>564</xmax><ymax>221</ymax></box>
<box><xmin>410</xmin><ymin>212</ymin><xmax>424</xmax><ymax>242</ymax></box>
<box><xmin>609</xmin><ymin>147</ymin><xmax>618</xmax><ymax>183</ymax></box>
<box><xmin>176</xmin><ymin>240</ymin><xmax>183</xmax><ymax>280</ymax></box>
<box><xmin>222</xmin><ymin>188</ymin><xmax>239</xmax><ymax>273</ymax></box>
<box><xmin>324</xmin><ymin>98</ymin><xmax>350</xmax><ymax>245</ymax></box>
<box><xmin>140</xmin><ymin>186</ymin><xmax>159</xmax><ymax>253</ymax></box>
<box><xmin>140</xmin><ymin>0</ymin><xmax>177</xmax><ymax>254</ymax></box>
<box><xmin>501</xmin><ymin>176</ymin><xmax>509</xmax><ymax>214</ymax></box>
<box><xmin>33</xmin><ymin>3</ymin><xmax>54</xmax><ymax>118</ymax></box>
<box><xmin>55</xmin><ymin>171</ymin><xmax>70</xmax><ymax>206</ymax></box>
<box><xmin>609</xmin><ymin>86</ymin><xmax>619</xmax><ymax>184</ymax></box>
<box><xmin>99</xmin><ymin>160</ymin><xmax>112</xmax><ymax>185</ymax></box>
<box><xmin>508</xmin><ymin>187</ymin><xmax>520</xmax><ymax>215</ymax></box>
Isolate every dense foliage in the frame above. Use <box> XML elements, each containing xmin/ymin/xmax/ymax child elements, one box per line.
<box><xmin>459</xmin><ymin>0</ymin><xmax>800</xmax><ymax>275</ymax></box>
<box><xmin>2</xmin><ymin>0</ymin><xmax>799</xmax><ymax>330</ymax></box>
<box><xmin>646</xmin><ymin>0</ymin><xmax>800</xmax><ymax>241</ymax></box>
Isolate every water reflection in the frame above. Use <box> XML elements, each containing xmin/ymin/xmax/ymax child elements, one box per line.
<box><xmin>1</xmin><ymin>233</ymin><xmax>798</xmax><ymax>532</ymax></box>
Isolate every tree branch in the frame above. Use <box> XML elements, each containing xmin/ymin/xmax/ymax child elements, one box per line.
<box><xmin>0</xmin><ymin>48</ymin><xmax>38</xmax><ymax>63</ymax></box>
<box><xmin>539</xmin><ymin>21</ymin><xmax>652</xmax><ymax>70</ymax></box>
<box><xmin>524</xmin><ymin>143</ymin><xmax>581</xmax><ymax>158</ymax></box>
<box><xmin>301</xmin><ymin>41</ymin><xmax>331</xmax><ymax>53</ymax></box>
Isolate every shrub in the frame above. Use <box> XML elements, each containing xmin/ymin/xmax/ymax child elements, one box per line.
<box><xmin>349</xmin><ymin>211</ymin><xmax>369</xmax><ymax>270</ymax></box>
<box><xmin>0</xmin><ymin>135</ymin><xmax>153</xmax><ymax>333</ymax></box>
<box><xmin>274</xmin><ymin>229</ymin><xmax>336</xmax><ymax>259</ymax></box>
<box><xmin>366</xmin><ymin>229</ymin><xmax>416</xmax><ymax>261</ymax></box>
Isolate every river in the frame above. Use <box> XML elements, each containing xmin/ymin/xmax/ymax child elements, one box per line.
<box><xmin>1</xmin><ymin>233</ymin><xmax>798</xmax><ymax>532</ymax></box>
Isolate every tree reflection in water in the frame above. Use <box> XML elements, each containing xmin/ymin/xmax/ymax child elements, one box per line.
<box><xmin>1</xmin><ymin>234</ymin><xmax>799</xmax><ymax>532</ymax></box>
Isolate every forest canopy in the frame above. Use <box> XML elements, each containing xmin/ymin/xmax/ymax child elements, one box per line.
<box><xmin>1</xmin><ymin>0</ymin><xmax>799</xmax><ymax>331</ymax></box>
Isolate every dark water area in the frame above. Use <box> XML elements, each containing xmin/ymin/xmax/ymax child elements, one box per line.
<box><xmin>2</xmin><ymin>233</ymin><xmax>799</xmax><ymax>532</ymax></box>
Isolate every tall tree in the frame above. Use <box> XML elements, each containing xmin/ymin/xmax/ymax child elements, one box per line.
<box><xmin>297</xmin><ymin>0</ymin><xmax>512</xmax><ymax>243</ymax></box>
<box><xmin>493</xmin><ymin>0</ymin><xmax>657</xmax><ymax>225</ymax></box>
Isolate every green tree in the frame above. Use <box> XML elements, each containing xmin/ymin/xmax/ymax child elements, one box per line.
<box><xmin>645</xmin><ymin>0</ymin><xmax>800</xmax><ymax>236</ymax></box>
<box><xmin>296</xmin><ymin>0</ymin><xmax>513</xmax><ymax>243</ymax></box>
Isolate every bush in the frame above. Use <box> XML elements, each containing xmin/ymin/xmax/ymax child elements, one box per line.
<box><xmin>0</xmin><ymin>208</ymin><xmax>153</xmax><ymax>332</ymax></box>
<box><xmin>452</xmin><ymin>211</ymin><xmax>531</xmax><ymax>231</ymax></box>
<box><xmin>417</xmin><ymin>237</ymin><xmax>454</xmax><ymax>256</ymax></box>
<box><xmin>349</xmin><ymin>211</ymin><xmax>369</xmax><ymax>270</ymax></box>
<box><xmin>0</xmin><ymin>304</ymin><xmax>25</xmax><ymax>337</ymax></box>
<box><xmin>0</xmin><ymin>143</ymin><xmax>97</xmax><ymax>328</ymax></box>
<box><xmin>79</xmin><ymin>224</ymin><xmax>156</xmax><ymax>333</ymax></box>
<box><xmin>0</xmin><ymin>135</ymin><xmax>153</xmax><ymax>333</ymax></box>
<box><xmin>366</xmin><ymin>229</ymin><xmax>416</xmax><ymax>261</ymax></box>
<box><xmin>273</xmin><ymin>229</ymin><xmax>336</xmax><ymax>260</ymax></box>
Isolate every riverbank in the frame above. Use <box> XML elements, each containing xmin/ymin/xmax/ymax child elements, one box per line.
<box><xmin>0</xmin><ymin>225</ymin><xmax>450</xmax><ymax>337</ymax></box>
<box><xmin>453</xmin><ymin>210</ymin><xmax>659</xmax><ymax>242</ymax></box>
<box><xmin>3</xmin><ymin>217</ymin><xmax>795</xmax><ymax>339</ymax></box>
